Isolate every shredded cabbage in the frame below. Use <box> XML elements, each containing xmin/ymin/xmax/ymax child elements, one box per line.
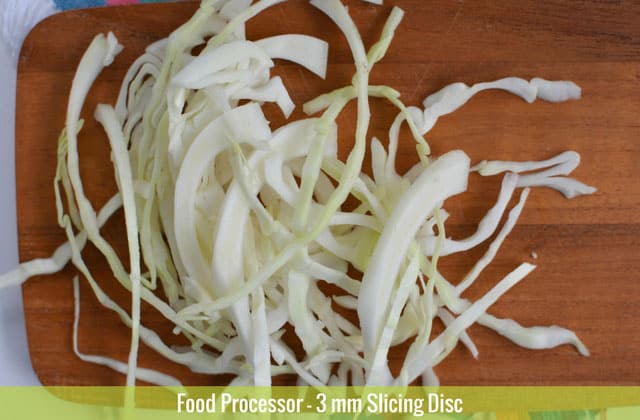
<box><xmin>0</xmin><ymin>0</ymin><xmax>596</xmax><ymax>390</ymax></box>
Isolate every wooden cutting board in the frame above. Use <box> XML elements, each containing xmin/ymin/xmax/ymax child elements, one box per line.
<box><xmin>16</xmin><ymin>0</ymin><xmax>640</xmax><ymax>386</ymax></box>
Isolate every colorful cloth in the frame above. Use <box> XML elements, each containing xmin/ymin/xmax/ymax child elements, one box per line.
<box><xmin>54</xmin><ymin>0</ymin><xmax>170</xmax><ymax>10</ymax></box>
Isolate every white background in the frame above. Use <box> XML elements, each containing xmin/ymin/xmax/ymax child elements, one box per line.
<box><xmin>0</xmin><ymin>30</ymin><xmax>40</xmax><ymax>385</ymax></box>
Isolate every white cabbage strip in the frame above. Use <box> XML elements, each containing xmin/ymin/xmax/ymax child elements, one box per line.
<box><xmin>0</xmin><ymin>0</ymin><xmax>595</xmax><ymax>388</ymax></box>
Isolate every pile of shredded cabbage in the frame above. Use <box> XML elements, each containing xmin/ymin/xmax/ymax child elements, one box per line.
<box><xmin>1</xmin><ymin>0</ymin><xmax>596</xmax><ymax>387</ymax></box>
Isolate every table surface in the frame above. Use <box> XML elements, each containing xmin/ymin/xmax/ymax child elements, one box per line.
<box><xmin>16</xmin><ymin>0</ymin><xmax>640</xmax><ymax>385</ymax></box>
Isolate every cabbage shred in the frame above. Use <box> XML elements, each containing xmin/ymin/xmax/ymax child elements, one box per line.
<box><xmin>1</xmin><ymin>0</ymin><xmax>595</xmax><ymax>388</ymax></box>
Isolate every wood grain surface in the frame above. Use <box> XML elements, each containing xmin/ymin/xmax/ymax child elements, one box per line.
<box><xmin>16</xmin><ymin>0</ymin><xmax>640</xmax><ymax>386</ymax></box>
